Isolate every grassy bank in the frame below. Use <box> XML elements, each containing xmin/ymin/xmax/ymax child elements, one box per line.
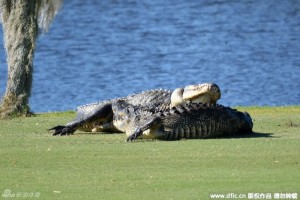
<box><xmin>0</xmin><ymin>106</ymin><xmax>299</xmax><ymax>199</ymax></box>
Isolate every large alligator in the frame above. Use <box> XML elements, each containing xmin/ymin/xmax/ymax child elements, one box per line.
<box><xmin>111</xmin><ymin>100</ymin><xmax>253</xmax><ymax>141</ymax></box>
<box><xmin>49</xmin><ymin>83</ymin><xmax>221</xmax><ymax>136</ymax></box>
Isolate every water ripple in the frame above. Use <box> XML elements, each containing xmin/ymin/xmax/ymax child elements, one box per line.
<box><xmin>0</xmin><ymin>0</ymin><xmax>299</xmax><ymax>112</ymax></box>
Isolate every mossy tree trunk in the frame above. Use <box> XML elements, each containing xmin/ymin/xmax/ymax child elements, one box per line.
<box><xmin>0</xmin><ymin>0</ymin><xmax>38</xmax><ymax>118</ymax></box>
<box><xmin>0</xmin><ymin>0</ymin><xmax>62</xmax><ymax>119</ymax></box>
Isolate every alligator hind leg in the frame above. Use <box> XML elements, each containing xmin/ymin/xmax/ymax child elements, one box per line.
<box><xmin>48</xmin><ymin>126</ymin><xmax>76</xmax><ymax>136</ymax></box>
<box><xmin>49</xmin><ymin>102</ymin><xmax>113</xmax><ymax>136</ymax></box>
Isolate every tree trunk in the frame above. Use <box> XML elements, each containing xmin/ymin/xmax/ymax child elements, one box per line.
<box><xmin>0</xmin><ymin>0</ymin><xmax>38</xmax><ymax>118</ymax></box>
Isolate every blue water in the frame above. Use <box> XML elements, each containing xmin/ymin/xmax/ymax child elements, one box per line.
<box><xmin>0</xmin><ymin>0</ymin><xmax>300</xmax><ymax>112</ymax></box>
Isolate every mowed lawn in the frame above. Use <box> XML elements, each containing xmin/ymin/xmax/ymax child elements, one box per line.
<box><xmin>0</xmin><ymin>106</ymin><xmax>299</xmax><ymax>200</ymax></box>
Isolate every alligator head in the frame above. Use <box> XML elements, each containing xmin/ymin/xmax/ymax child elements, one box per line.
<box><xmin>170</xmin><ymin>83</ymin><xmax>221</xmax><ymax>107</ymax></box>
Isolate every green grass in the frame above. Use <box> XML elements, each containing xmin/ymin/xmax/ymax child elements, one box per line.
<box><xmin>0</xmin><ymin>106</ymin><xmax>299</xmax><ymax>199</ymax></box>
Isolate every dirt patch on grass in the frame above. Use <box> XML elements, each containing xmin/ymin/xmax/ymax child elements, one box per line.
<box><xmin>284</xmin><ymin>120</ymin><xmax>300</xmax><ymax>127</ymax></box>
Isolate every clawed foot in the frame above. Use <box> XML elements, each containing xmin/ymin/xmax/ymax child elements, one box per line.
<box><xmin>126</xmin><ymin>128</ymin><xmax>143</xmax><ymax>142</ymax></box>
<box><xmin>48</xmin><ymin>126</ymin><xmax>75</xmax><ymax>136</ymax></box>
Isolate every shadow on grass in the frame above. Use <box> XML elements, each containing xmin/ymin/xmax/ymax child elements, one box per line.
<box><xmin>217</xmin><ymin>132</ymin><xmax>276</xmax><ymax>139</ymax></box>
<box><xmin>51</xmin><ymin>131</ymin><xmax>276</xmax><ymax>141</ymax></box>
<box><xmin>131</xmin><ymin>132</ymin><xmax>276</xmax><ymax>142</ymax></box>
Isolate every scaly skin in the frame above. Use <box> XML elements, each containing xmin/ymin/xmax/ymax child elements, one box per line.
<box><xmin>116</xmin><ymin>102</ymin><xmax>253</xmax><ymax>141</ymax></box>
<box><xmin>49</xmin><ymin>83</ymin><xmax>221</xmax><ymax>136</ymax></box>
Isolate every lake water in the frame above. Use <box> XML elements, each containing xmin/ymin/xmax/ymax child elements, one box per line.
<box><xmin>0</xmin><ymin>0</ymin><xmax>299</xmax><ymax>112</ymax></box>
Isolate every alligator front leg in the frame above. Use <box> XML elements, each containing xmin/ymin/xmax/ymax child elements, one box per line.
<box><xmin>126</xmin><ymin>117</ymin><xmax>161</xmax><ymax>142</ymax></box>
<box><xmin>126</xmin><ymin>127</ymin><xmax>143</xmax><ymax>142</ymax></box>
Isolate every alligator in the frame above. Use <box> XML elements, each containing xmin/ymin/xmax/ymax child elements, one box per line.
<box><xmin>49</xmin><ymin>83</ymin><xmax>221</xmax><ymax>136</ymax></box>
<box><xmin>111</xmin><ymin>101</ymin><xmax>253</xmax><ymax>141</ymax></box>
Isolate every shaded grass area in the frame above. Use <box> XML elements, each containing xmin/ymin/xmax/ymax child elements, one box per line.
<box><xmin>0</xmin><ymin>106</ymin><xmax>299</xmax><ymax>199</ymax></box>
